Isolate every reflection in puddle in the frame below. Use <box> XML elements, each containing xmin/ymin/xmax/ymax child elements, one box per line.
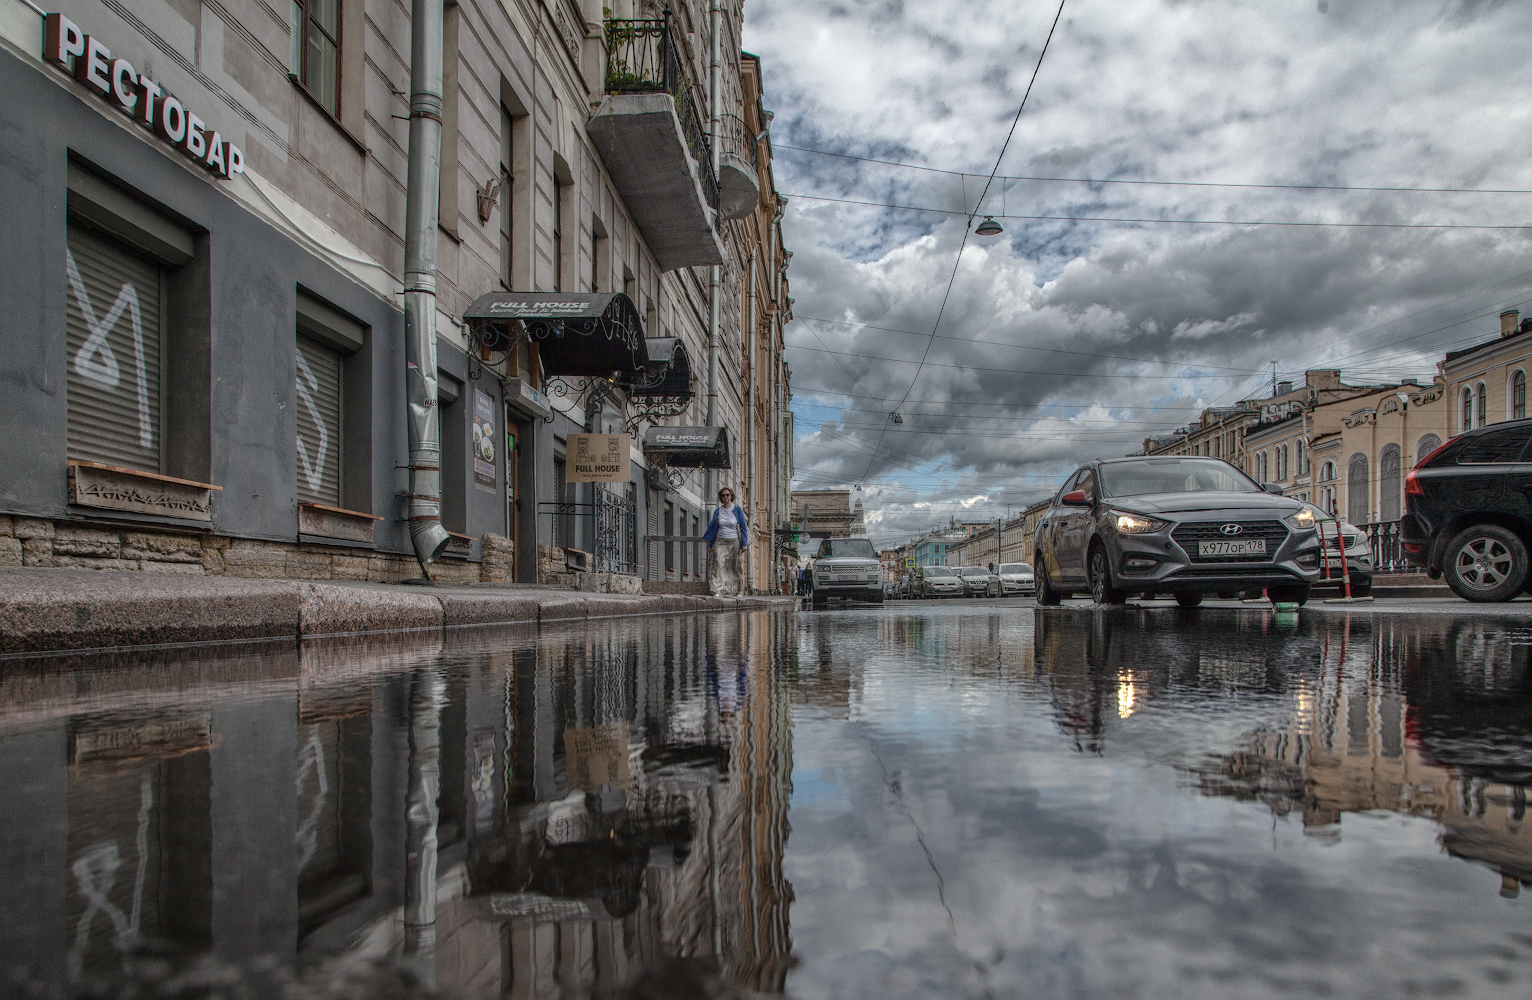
<box><xmin>1</xmin><ymin>608</ymin><xmax>1531</xmax><ymax>996</ymax></box>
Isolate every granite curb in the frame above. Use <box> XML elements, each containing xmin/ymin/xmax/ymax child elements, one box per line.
<box><xmin>0</xmin><ymin>569</ymin><xmax>793</xmax><ymax>654</ymax></box>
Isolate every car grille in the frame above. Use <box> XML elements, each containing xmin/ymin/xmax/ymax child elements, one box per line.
<box><xmin>1172</xmin><ymin>519</ymin><xmax>1289</xmax><ymax>563</ymax></box>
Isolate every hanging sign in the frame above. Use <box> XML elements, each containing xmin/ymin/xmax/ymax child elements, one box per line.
<box><xmin>472</xmin><ymin>388</ymin><xmax>497</xmax><ymax>492</ymax></box>
<box><xmin>43</xmin><ymin>13</ymin><xmax>245</xmax><ymax>180</ymax></box>
<box><xmin>568</xmin><ymin>433</ymin><xmax>629</xmax><ymax>483</ymax></box>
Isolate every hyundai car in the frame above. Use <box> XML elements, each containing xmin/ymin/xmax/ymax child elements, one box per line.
<box><xmin>809</xmin><ymin>537</ymin><xmax>884</xmax><ymax>608</ymax></box>
<box><xmin>1034</xmin><ymin>457</ymin><xmax>1322</xmax><ymax>607</ymax></box>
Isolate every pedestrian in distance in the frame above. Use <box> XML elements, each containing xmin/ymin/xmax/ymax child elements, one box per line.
<box><xmin>704</xmin><ymin>487</ymin><xmax>749</xmax><ymax>597</ymax></box>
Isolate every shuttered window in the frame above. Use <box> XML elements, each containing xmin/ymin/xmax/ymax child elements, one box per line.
<box><xmin>296</xmin><ymin>336</ymin><xmax>342</xmax><ymax>506</ymax></box>
<box><xmin>65</xmin><ymin>225</ymin><xmax>163</xmax><ymax>473</ymax></box>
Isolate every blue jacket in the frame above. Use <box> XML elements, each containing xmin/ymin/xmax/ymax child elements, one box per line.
<box><xmin>702</xmin><ymin>505</ymin><xmax>749</xmax><ymax>548</ymax></box>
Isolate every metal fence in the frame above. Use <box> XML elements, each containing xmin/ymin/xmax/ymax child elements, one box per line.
<box><xmin>538</xmin><ymin>484</ymin><xmax>638</xmax><ymax>575</ymax></box>
<box><xmin>1365</xmin><ymin>519</ymin><xmax>1407</xmax><ymax>573</ymax></box>
<box><xmin>603</xmin><ymin>15</ymin><xmax>721</xmax><ymax>224</ymax></box>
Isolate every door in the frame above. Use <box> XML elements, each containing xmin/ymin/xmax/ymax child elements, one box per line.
<box><xmin>1055</xmin><ymin>469</ymin><xmax>1096</xmax><ymax>585</ymax></box>
<box><xmin>1465</xmin><ymin>424</ymin><xmax>1532</xmax><ymax>521</ymax></box>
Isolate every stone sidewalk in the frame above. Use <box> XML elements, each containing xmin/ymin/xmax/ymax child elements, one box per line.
<box><xmin>0</xmin><ymin>569</ymin><xmax>795</xmax><ymax>655</ymax></box>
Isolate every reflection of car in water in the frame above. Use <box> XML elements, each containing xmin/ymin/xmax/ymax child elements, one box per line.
<box><xmin>809</xmin><ymin>537</ymin><xmax>884</xmax><ymax>608</ymax></box>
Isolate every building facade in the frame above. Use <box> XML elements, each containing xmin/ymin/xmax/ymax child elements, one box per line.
<box><xmin>0</xmin><ymin>0</ymin><xmax>792</xmax><ymax>589</ymax></box>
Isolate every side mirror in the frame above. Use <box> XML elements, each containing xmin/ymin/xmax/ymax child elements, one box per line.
<box><xmin>1262</xmin><ymin>483</ymin><xmax>1284</xmax><ymax>495</ymax></box>
<box><xmin>1061</xmin><ymin>489</ymin><xmax>1091</xmax><ymax>506</ymax></box>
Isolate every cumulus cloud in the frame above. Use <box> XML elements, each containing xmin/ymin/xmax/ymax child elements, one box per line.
<box><xmin>745</xmin><ymin>0</ymin><xmax>1532</xmax><ymax>545</ymax></box>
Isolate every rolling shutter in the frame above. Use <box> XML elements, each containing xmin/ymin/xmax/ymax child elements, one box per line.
<box><xmin>296</xmin><ymin>335</ymin><xmax>342</xmax><ymax>506</ymax></box>
<box><xmin>65</xmin><ymin>225</ymin><xmax>163</xmax><ymax>473</ymax></box>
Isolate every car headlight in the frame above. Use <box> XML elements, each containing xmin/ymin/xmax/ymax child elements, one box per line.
<box><xmin>1285</xmin><ymin>509</ymin><xmax>1316</xmax><ymax>530</ymax></box>
<box><xmin>1113</xmin><ymin>510</ymin><xmax>1168</xmax><ymax>533</ymax></box>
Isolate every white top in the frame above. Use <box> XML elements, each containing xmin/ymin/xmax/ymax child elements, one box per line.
<box><xmin>715</xmin><ymin>503</ymin><xmax>739</xmax><ymax>540</ymax></box>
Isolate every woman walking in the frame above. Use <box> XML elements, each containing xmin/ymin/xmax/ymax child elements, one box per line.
<box><xmin>703</xmin><ymin>487</ymin><xmax>749</xmax><ymax>596</ymax></box>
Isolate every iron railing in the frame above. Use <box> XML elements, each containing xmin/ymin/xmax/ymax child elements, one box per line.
<box><xmin>538</xmin><ymin>486</ymin><xmax>638</xmax><ymax>575</ymax></box>
<box><xmin>1364</xmin><ymin>519</ymin><xmax>1407</xmax><ymax>573</ymax></box>
<box><xmin>715</xmin><ymin>113</ymin><xmax>759</xmax><ymax>172</ymax></box>
<box><xmin>604</xmin><ymin>14</ymin><xmax>721</xmax><ymax>225</ymax></box>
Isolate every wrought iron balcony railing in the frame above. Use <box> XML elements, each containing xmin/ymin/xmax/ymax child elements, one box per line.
<box><xmin>715</xmin><ymin>113</ymin><xmax>759</xmax><ymax>172</ymax></box>
<box><xmin>604</xmin><ymin>14</ymin><xmax>721</xmax><ymax>224</ymax></box>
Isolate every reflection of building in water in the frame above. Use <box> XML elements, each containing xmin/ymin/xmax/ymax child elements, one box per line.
<box><xmin>1195</xmin><ymin>618</ymin><xmax>1532</xmax><ymax>896</ymax></box>
<box><xmin>0</xmin><ymin>614</ymin><xmax>795</xmax><ymax>995</ymax></box>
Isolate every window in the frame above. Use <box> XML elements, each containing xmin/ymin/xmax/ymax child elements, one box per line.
<box><xmin>1515</xmin><ymin>370</ymin><xmax>1527</xmax><ymax>420</ymax></box>
<box><xmin>291</xmin><ymin>0</ymin><xmax>341</xmax><ymax>117</ymax></box>
<box><xmin>553</xmin><ymin>457</ymin><xmax>573</xmax><ymax>548</ymax></box>
<box><xmin>1297</xmin><ymin>440</ymin><xmax>1306</xmax><ymax>476</ymax></box>
<box><xmin>1455</xmin><ymin>426</ymin><xmax>1532</xmax><ymax>464</ymax></box>
<box><xmin>1099</xmin><ymin>459</ymin><xmax>1260</xmax><ymax>497</ymax></box>
<box><xmin>1319</xmin><ymin>461</ymin><xmax>1336</xmax><ymax>483</ymax></box>
<box><xmin>1275</xmin><ymin>443</ymin><xmax>1288</xmax><ymax>482</ymax></box>
<box><xmin>1254</xmin><ymin>451</ymin><xmax>1267</xmax><ymax>482</ymax></box>
<box><xmin>1415</xmin><ymin>434</ymin><xmax>1441</xmax><ymax>465</ymax></box>
<box><xmin>1477</xmin><ymin>381</ymin><xmax>1488</xmax><ymax>428</ymax></box>
<box><xmin>295</xmin><ymin>336</ymin><xmax>341</xmax><ymax>505</ymax></box>
<box><xmin>1378</xmin><ymin>443</ymin><xmax>1401</xmax><ymax>521</ymax></box>
<box><xmin>65</xmin><ymin>224</ymin><xmax>165</xmax><ymax>474</ymax></box>
<box><xmin>1347</xmin><ymin>453</ymin><xmax>1369</xmax><ymax>525</ymax></box>
<box><xmin>1463</xmin><ymin>387</ymin><xmax>1474</xmax><ymax>432</ymax></box>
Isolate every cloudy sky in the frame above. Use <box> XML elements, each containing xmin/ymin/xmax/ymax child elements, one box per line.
<box><xmin>742</xmin><ymin>0</ymin><xmax>1532</xmax><ymax>547</ymax></box>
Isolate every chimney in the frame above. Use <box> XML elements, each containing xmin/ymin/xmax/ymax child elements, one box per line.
<box><xmin>1400</xmin><ymin>377</ymin><xmax>1419</xmax><ymax>386</ymax></box>
<box><xmin>1303</xmin><ymin>370</ymin><xmax>1341</xmax><ymax>391</ymax></box>
<box><xmin>1276</xmin><ymin>380</ymin><xmax>1294</xmax><ymax>396</ymax></box>
<box><xmin>1502</xmin><ymin>310</ymin><xmax>1520</xmax><ymax>338</ymax></box>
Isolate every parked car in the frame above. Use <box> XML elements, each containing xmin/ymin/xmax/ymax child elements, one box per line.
<box><xmin>992</xmin><ymin>562</ymin><xmax>1036</xmax><ymax>596</ymax></box>
<box><xmin>958</xmin><ymin>565</ymin><xmax>994</xmax><ymax>597</ymax></box>
<box><xmin>913</xmin><ymin>564</ymin><xmax>964</xmax><ymax>598</ymax></box>
<box><xmin>1033</xmin><ymin>457</ymin><xmax>1322</xmax><ymax>607</ymax></box>
<box><xmin>1298</xmin><ymin>501</ymin><xmax>1374</xmax><ymax>597</ymax></box>
<box><xmin>809</xmin><ymin>537</ymin><xmax>884</xmax><ymax>608</ymax></box>
<box><xmin>1403</xmin><ymin>419</ymin><xmax>1532</xmax><ymax>602</ymax></box>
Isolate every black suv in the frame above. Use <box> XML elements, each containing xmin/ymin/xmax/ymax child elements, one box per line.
<box><xmin>1403</xmin><ymin>418</ymin><xmax>1532</xmax><ymax>602</ymax></box>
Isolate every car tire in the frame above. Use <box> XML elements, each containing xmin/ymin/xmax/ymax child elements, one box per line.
<box><xmin>1036</xmin><ymin>560</ymin><xmax>1063</xmax><ymax>606</ymax></box>
<box><xmin>1174</xmin><ymin>591</ymin><xmax>1203</xmax><ymax>608</ymax></box>
<box><xmin>1443</xmin><ymin>524</ymin><xmax>1529</xmax><ymax>603</ymax></box>
<box><xmin>1268</xmin><ymin>584</ymin><xmax>1310</xmax><ymax>606</ymax></box>
<box><xmin>1088</xmin><ymin>545</ymin><xmax>1127</xmax><ymax>606</ymax></box>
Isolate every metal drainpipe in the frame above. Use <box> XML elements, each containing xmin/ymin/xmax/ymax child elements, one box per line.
<box><xmin>705</xmin><ymin>2</ymin><xmax>722</xmax><ymax>513</ymax></box>
<box><xmin>747</xmin><ymin>248</ymin><xmax>757</xmax><ymax>590</ymax></box>
<box><xmin>403</xmin><ymin>0</ymin><xmax>451</xmax><ymax>574</ymax></box>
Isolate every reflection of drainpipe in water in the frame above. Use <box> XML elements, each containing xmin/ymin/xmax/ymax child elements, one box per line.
<box><xmin>403</xmin><ymin>670</ymin><xmax>445</xmax><ymax>983</ymax></box>
<box><xmin>402</xmin><ymin>0</ymin><xmax>451</xmax><ymax>575</ymax></box>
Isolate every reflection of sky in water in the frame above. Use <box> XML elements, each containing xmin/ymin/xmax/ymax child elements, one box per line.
<box><xmin>785</xmin><ymin>608</ymin><xmax>1532</xmax><ymax>1000</ymax></box>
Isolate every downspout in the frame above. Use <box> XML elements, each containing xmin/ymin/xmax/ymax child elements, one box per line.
<box><xmin>403</xmin><ymin>0</ymin><xmax>451</xmax><ymax>573</ymax></box>
<box><xmin>747</xmin><ymin>248</ymin><xmax>757</xmax><ymax>591</ymax></box>
<box><xmin>705</xmin><ymin>2</ymin><xmax>722</xmax><ymax>509</ymax></box>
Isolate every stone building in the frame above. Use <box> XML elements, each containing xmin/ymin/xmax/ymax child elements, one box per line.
<box><xmin>0</xmin><ymin>0</ymin><xmax>792</xmax><ymax>589</ymax></box>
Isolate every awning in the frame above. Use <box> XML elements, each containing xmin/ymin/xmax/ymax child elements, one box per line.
<box><xmin>462</xmin><ymin>292</ymin><xmax>647</xmax><ymax>377</ymax></box>
<box><xmin>642</xmin><ymin>426</ymin><xmax>730</xmax><ymax>469</ymax></box>
<box><xmin>624</xmin><ymin>337</ymin><xmax>695</xmax><ymax>399</ymax></box>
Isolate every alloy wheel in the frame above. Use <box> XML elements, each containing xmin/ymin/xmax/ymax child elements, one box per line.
<box><xmin>1456</xmin><ymin>537</ymin><xmax>1513</xmax><ymax>590</ymax></box>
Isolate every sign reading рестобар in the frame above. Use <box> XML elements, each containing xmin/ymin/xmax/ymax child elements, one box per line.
<box><xmin>43</xmin><ymin>13</ymin><xmax>245</xmax><ymax>180</ymax></box>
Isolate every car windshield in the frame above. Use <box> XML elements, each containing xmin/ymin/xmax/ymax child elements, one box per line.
<box><xmin>1000</xmin><ymin>564</ymin><xmax>1031</xmax><ymax>575</ymax></box>
<box><xmin>1099</xmin><ymin>459</ymin><xmax>1261</xmax><ymax>498</ymax></box>
<box><xmin>816</xmin><ymin>538</ymin><xmax>877</xmax><ymax>559</ymax></box>
<box><xmin>925</xmin><ymin>567</ymin><xmax>956</xmax><ymax>577</ymax></box>
<box><xmin>959</xmin><ymin>567</ymin><xmax>989</xmax><ymax>577</ymax></box>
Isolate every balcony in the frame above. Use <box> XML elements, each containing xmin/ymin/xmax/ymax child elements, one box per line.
<box><xmin>587</xmin><ymin>15</ymin><xmax>725</xmax><ymax>271</ymax></box>
<box><xmin>715</xmin><ymin>113</ymin><xmax>762</xmax><ymax>220</ymax></box>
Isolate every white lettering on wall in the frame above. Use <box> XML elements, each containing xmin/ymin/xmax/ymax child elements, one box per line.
<box><xmin>66</xmin><ymin>249</ymin><xmax>152</xmax><ymax>450</ymax></box>
<box><xmin>295</xmin><ymin>350</ymin><xmax>329</xmax><ymax>493</ymax></box>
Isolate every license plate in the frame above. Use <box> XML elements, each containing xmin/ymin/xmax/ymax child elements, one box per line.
<box><xmin>1198</xmin><ymin>539</ymin><xmax>1266</xmax><ymax>557</ymax></box>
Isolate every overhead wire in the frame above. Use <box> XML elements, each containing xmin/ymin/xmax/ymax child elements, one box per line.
<box><xmin>856</xmin><ymin>0</ymin><xmax>1069</xmax><ymax>488</ymax></box>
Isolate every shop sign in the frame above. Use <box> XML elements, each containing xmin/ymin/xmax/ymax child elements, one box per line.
<box><xmin>472</xmin><ymin>388</ymin><xmax>497</xmax><ymax>492</ymax></box>
<box><xmin>567</xmin><ymin>433</ymin><xmax>629</xmax><ymax>483</ymax></box>
<box><xmin>43</xmin><ymin>14</ymin><xmax>245</xmax><ymax>180</ymax></box>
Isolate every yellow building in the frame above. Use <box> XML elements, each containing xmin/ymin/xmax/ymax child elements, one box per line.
<box><xmin>1443</xmin><ymin>309</ymin><xmax>1532</xmax><ymax>435</ymax></box>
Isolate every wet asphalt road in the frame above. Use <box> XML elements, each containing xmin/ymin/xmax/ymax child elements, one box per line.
<box><xmin>3</xmin><ymin>601</ymin><xmax>1531</xmax><ymax>998</ymax></box>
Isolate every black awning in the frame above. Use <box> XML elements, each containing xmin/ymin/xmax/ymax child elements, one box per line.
<box><xmin>462</xmin><ymin>292</ymin><xmax>647</xmax><ymax>376</ymax></box>
<box><xmin>623</xmin><ymin>337</ymin><xmax>695</xmax><ymax>399</ymax></box>
<box><xmin>642</xmin><ymin>426</ymin><xmax>730</xmax><ymax>469</ymax></box>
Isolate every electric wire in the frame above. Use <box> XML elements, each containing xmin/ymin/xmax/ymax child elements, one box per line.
<box><xmin>856</xmin><ymin>0</ymin><xmax>1068</xmax><ymax>488</ymax></box>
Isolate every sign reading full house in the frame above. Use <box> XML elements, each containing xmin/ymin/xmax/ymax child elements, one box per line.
<box><xmin>44</xmin><ymin>13</ymin><xmax>245</xmax><ymax>180</ymax></box>
<box><xmin>567</xmin><ymin>434</ymin><xmax>629</xmax><ymax>483</ymax></box>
